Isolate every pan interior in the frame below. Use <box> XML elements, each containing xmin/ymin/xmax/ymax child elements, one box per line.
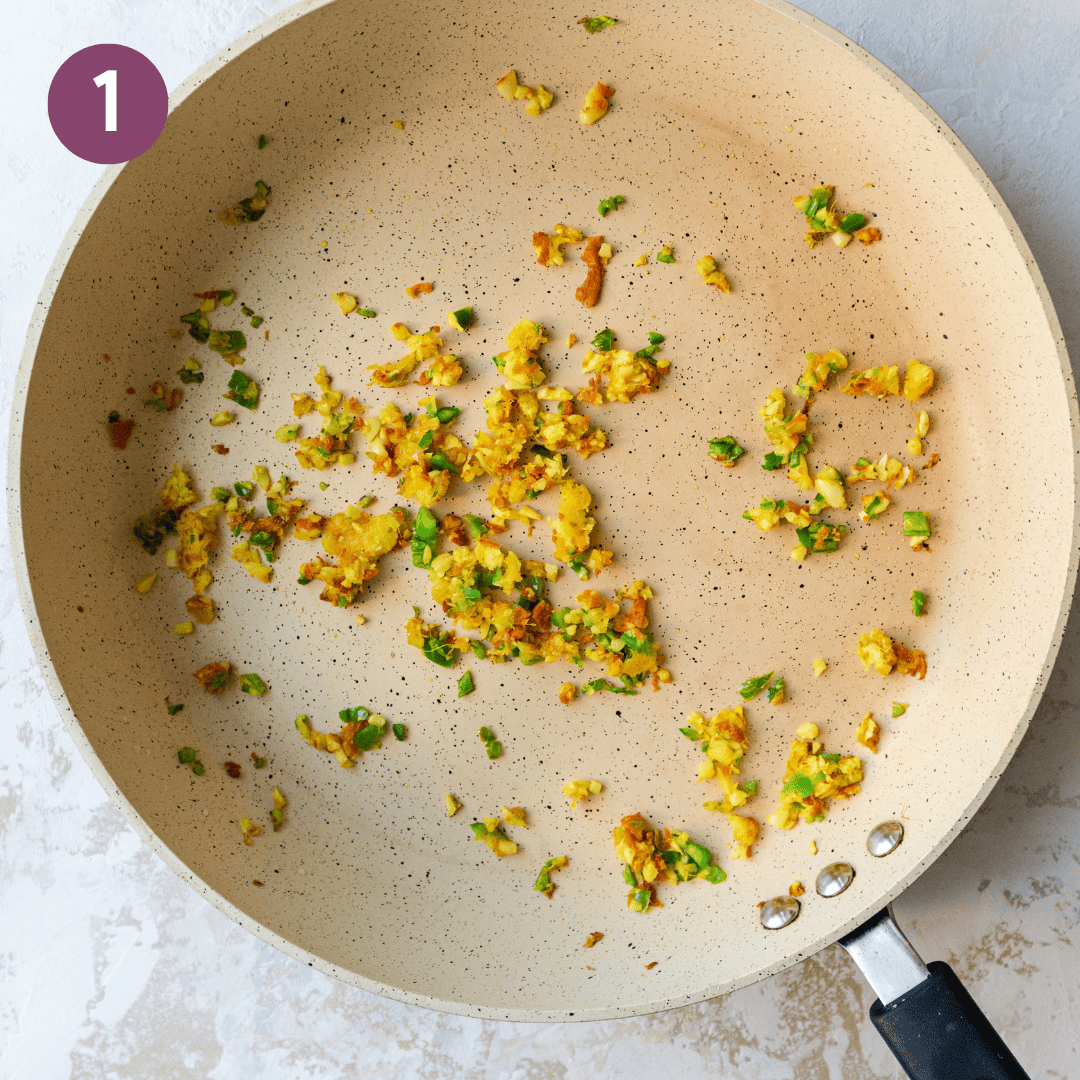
<box><xmin>12</xmin><ymin>0</ymin><xmax>1075</xmax><ymax>1019</ymax></box>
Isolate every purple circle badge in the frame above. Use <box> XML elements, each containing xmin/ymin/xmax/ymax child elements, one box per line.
<box><xmin>48</xmin><ymin>44</ymin><xmax>168</xmax><ymax>165</ymax></box>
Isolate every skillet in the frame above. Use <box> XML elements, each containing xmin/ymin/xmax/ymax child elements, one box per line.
<box><xmin>9</xmin><ymin>0</ymin><xmax>1075</xmax><ymax>1068</ymax></box>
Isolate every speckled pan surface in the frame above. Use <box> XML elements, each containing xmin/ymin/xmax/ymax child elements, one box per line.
<box><xmin>9</xmin><ymin>0</ymin><xmax>1077</xmax><ymax>1022</ymax></box>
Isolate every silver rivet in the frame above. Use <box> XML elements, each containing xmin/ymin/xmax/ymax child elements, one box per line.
<box><xmin>760</xmin><ymin>896</ymin><xmax>801</xmax><ymax>929</ymax></box>
<box><xmin>867</xmin><ymin>820</ymin><xmax>905</xmax><ymax>857</ymax></box>
<box><xmin>815</xmin><ymin>862</ymin><xmax>855</xmax><ymax>897</ymax></box>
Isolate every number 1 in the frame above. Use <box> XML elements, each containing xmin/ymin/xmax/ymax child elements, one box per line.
<box><xmin>93</xmin><ymin>69</ymin><xmax>117</xmax><ymax>131</ymax></box>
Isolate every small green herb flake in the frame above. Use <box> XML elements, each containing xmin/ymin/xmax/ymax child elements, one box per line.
<box><xmin>762</xmin><ymin>452</ymin><xmax>785</xmax><ymax>471</ymax></box>
<box><xmin>254</xmin><ymin>757</ymin><xmax>267</xmax><ymax>769</ymax></box>
<box><xmin>357</xmin><ymin>308</ymin><xmax>377</xmax><ymax>318</ymax></box>
<box><xmin>239</xmin><ymin>673</ymin><xmax>267</xmax><ymax>696</ymax></box>
<box><xmin>911</xmin><ymin>589</ymin><xmax>928</xmax><ymax>616</ymax></box>
<box><xmin>249</xmin><ymin>316</ymin><xmax>263</xmax><ymax>328</ymax></box>
<box><xmin>892</xmin><ymin>702</ymin><xmax>908</xmax><ymax>718</ymax></box>
<box><xmin>656</xmin><ymin>247</ymin><xmax>676</xmax><ymax>264</ymax></box>
<box><xmin>457</xmin><ymin>671</ymin><xmax>475</xmax><ymax>697</ymax></box>
<box><xmin>177</xmin><ymin>747</ymin><xmax>196</xmax><ymax>764</ymax></box>
<box><xmin>597</xmin><ymin>195</ymin><xmax>625</xmax><ymax>217</ymax></box>
<box><xmin>191</xmin><ymin>762</ymin><xmax>205</xmax><ymax>776</ymax></box>
<box><xmin>392</xmin><ymin>722</ymin><xmax>406</xmax><ymax>741</ymax></box>
<box><xmin>579</xmin><ymin>15</ymin><xmax>617</xmax><ymax>31</ymax></box>
<box><xmin>679</xmin><ymin>726</ymin><xmax>703</xmax><ymax>741</ymax></box>
<box><xmin>166</xmin><ymin>698</ymin><xmax>184</xmax><ymax>716</ymax></box>
<box><xmin>486</xmin><ymin>740</ymin><xmax>503</xmax><ymax>759</ymax></box>
<box><xmin>742</xmin><ymin>779</ymin><xmax>758</xmax><ymax>796</ymax></box>
<box><xmin>258</xmin><ymin>134</ymin><xmax>269</xmax><ymax>149</ymax></box>
<box><xmin>478</xmin><ymin>726</ymin><xmax>495</xmax><ymax>744</ymax></box>
<box><xmin>739</xmin><ymin>671</ymin><xmax>774</xmax><ymax>701</ymax></box>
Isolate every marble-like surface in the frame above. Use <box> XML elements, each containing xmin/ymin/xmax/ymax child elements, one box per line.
<box><xmin>2</xmin><ymin>1</ymin><xmax>1078</xmax><ymax>1076</ymax></box>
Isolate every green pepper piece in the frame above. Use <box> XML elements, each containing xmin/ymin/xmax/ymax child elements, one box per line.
<box><xmin>766</xmin><ymin>677</ymin><xmax>785</xmax><ymax>704</ymax></box>
<box><xmin>762</xmin><ymin>452</ymin><xmax>785</xmax><ymax>471</ymax></box>
<box><xmin>579</xmin><ymin>15</ymin><xmax>617</xmax><ymax>32</ymax></box>
<box><xmin>239</xmin><ymin>673</ymin><xmax>267</xmax><ymax>696</ymax></box>
<box><xmin>250</xmin><ymin>316</ymin><xmax>263</xmax><ymax>328</ymax></box>
<box><xmin>656</xmin><ymin>248</ymin><xmax>676</xmax><ymax>264</ymax></box>
<box><xmin>422</xmin><ymin>632</ymin><xmax>455</xmax><ymax>667</ymax></box>
<box><xmin>191</xmin><ymin>762</ymin><xmax>205</xmax><ymax>776</ymax></box>
<box><xmin>741</xmin><ymin>779</ymin><xmax>758</xmax><ymax>796</ymax></box>
<box><xmin>357</xmin><ymin>308</ymin><xmax>376</xmax><ymax>318</ymax></box>
<box><xmin>224</xmin><ymin>369</ymin><xmax>258</xmax><ymax>409</ymax></box>
<box><xmin>177</xmin><ymin>747</ymin><xmax>196</xmax><ymax>764</ymax></box>
<box><xmin>177</xmin><ymin>367</ymin><xmax>205</xmax><ymax>384</ymax></box>
<box><xmin>911</xmin><ymin>590</ymin><xmax>927</xmax><ymax>616</ymax></box>
<box><xmin>679</xmin><ymin>726</ymin><xmax>702</xmax><ymax>741</ymax></box>
<box><xmin>698</xmin><ymin>864</ymin><xmax>727</xmax><ymax>884</ymax></box>
<box><xmin>457</xmin><ymin>671</ymin><xmax>475</xmax><ymax>697</ymax></box>
<box><xmin>463</xmin><ymin>514</ymin><xmax>488</xmax><ymax>539</ymax></box>
<box><xmin>435</xmin><ymin>406</ymin><xmax>460</xmax><ymax>424</ymax></box>
<box><xmin>207</xmin><ymin>329</ymin><xmax>247</xmax><ymax>355</ymax></box>
<box><xmin>903</xmin><ymin>511</ymin><xmax>930</xmax><ymax>537</ymax></box>
<box><xmin>427</xmin><ymin>451</ymin><xmax>460</xmax><ymax>474</ymax></box>
<box><xmin>628</xmin><ymin>887</ymin><xmax>651</xmax><ymax>912</ymax></box>
<box><xmin>839</xmin><ymin>212</ymin><xmax>866</xmax><ymax>233</ymax></box>
<box><xmin>821</xmin><ymin>754</ymin><xmax>841</xmax><ymax>764</ymax></box>
<box><xmin>391</xmin><ymin>723</ymin><xmax>405</xmax><ymax>742</ymax></box>
<box><xmin>622</xmin><ymin>864</ymin><xmax>637</xmax><ymax>886</ymax></box>
<box><xmin>892</xmin><ymin>702</ymin><xmax>908</xmax><ymax>718</ymax></box>
<box><xmin>708</xmin><ymin>436</ymin><xmax>745</xmax><ymax>464</ymax></box>
<box><xmin>353</xmin><ymin>724</ymin><xmax>383</xmax><ymax>750</ymax></box>
<box><xmin>414</xmin><ymin>506</ymin><xmax>438</xmax><ymax>542</ymax></box>
<box><xmin>647</xmin><ymin>331</ymin><xmax>664</xmax><ymax>345</ymax></box>
<box><xmin>739</xmin><ymin>671</ymin><xmax>774</xmax><ymax>700</ymax></box>
<box><xmin>781</xmin><ymin>774</ymin><xmax>815</xmax><ymax>798</ymax></box>
<box><xmin>447</xmin><ymin>306</ymin><xmax>473</xmax><ymax>331</ymax></box>
<box><xmin>684</xmin><ymin>841</ymin><xmax>712</xmax><ymax>869</ymax></box>
<box><xmin>485</xmin><ymin>740</ymin><xmax>502</xmax><ymax>760</ymax></box>
<box><xmin>590</xmin><ymin>328</ymin><xmax>615</xmax><ymax>351</ymax></box>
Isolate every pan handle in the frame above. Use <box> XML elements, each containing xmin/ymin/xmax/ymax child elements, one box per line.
<box><xmin>839</xmin><ymin>909</ymin><xmax>1031</xmax><ymax>1080</ymax></box>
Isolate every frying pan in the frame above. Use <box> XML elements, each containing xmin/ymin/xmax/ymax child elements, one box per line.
<box><xmin>9</xmin><ymin>0</ymin><xmax>1075</xmax><ymax>1069</ymax></box>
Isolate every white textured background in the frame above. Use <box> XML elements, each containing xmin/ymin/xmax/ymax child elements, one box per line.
<box><xmin>2</xmin><ymin>2</ymin><xmax>1079</xmax><ymax>1077</ymax></box>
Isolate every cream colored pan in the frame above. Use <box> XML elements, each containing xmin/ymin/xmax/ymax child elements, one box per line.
<box><xmin>9</xmin><ymin>0</ymin><xmax>1076</xmax><ymax>1026</ymax></box>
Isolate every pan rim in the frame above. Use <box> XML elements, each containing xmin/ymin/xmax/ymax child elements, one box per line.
<box><xmin>8</xmin><ymin>0</ymin><xmax>1079</xmax><ymax>1022</ymax></box>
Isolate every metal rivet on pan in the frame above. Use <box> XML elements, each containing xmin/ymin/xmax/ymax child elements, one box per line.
<box><xmin>815</xmin><ymin>862</ymin><xmax>855</xmax><ymax>897</ymax></box>
<box><xmin>760</xmin><ymin>896</ymin><xmax>801</xmax><ymax>929</ymax></box>
<box><xmin>867</xmin><ymin>820</ymin><xmax>905</xmax><ymax>857</ymax></box>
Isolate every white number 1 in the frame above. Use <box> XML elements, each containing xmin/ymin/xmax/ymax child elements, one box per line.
<box><xmin>93</xmin><ymin>69</ymin><xmax>117</xmax><ymax>131</ymax></box>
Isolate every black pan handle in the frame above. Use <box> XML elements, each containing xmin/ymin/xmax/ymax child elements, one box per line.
<box><xmin>839</xmin><ymin>908</ymin><xmax>1031</xmax><ymax>1080</ymax></box>
<box><xmin>869</xmin><ymin>960</ymin><xmax>1030</xmax><ymax>1080</ymax></box>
